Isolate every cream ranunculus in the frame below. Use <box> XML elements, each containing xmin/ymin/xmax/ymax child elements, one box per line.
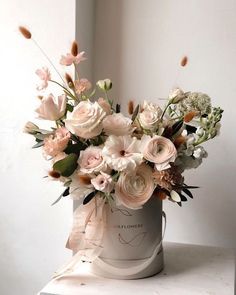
<box><xmin>102</xmin><ymin>135</ymin><xmax>143</xmax><ymax>172</ymax></box>
<box><xmin>138</xmin><ymin>101</ymin><xmax>162</xmax><ymax>131</ymax></box>
<box><xmin>91</xmin><ymin>172</ymin><xmax>114</xmax><ymax>193</ymax></box>
<box><xmin>102</xmin><ymin>113</ymin><xmax>134</xmax><ymax>136</ymax></box>
<box><xmin>35</xmin><ymin>94</ymin><xmax>66</xmax><ymax>121</ymax></box>
<box><xmin>78</xmin><ymin>146</ymin><xmax>107</xmax><ymax>174</ymax></box>
<box><xmin>115</xmin><ymin>163</ymin><xmax>154</xmax><ymax>209</ymax></box>
<box><xmin>65</xmin><ymin>100</ymin><xmax>106</xmax><ymax>139</ymax></box>
<box><xmin>141</xmin><ymin>135</ymin><xmax>177</xmax><ymax>171</ymax></box>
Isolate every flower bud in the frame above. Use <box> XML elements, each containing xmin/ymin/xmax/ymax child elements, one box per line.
<box><xmin>96</xmin><ymin>79</ymin><xmax>112</xmax><ymax>91</ymax></box>
<box><xmin>23</xmin><ymin>121</ymin><xmax>39</xmax><ymax>134</ymax></box>
<box><xmin>169</xmin><ymin>88</ymin><xmax>186</xmax><ymax>104</ymax></box>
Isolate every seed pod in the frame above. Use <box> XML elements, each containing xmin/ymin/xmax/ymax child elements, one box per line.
<box><xmin>19</xmin><ymin>26</ymin><xmax>32</xmax><ymax>39</ymax></box>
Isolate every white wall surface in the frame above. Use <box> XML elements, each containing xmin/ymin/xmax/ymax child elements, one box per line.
<box><xmin>93</xmin><ymin>0</ymin><xmax>236</xmax><ymax>249</ymax></box>
<box><xmin>0</xmin><ymin>1</ymin><xmax>75</xmax><ymax>294</ymax></box>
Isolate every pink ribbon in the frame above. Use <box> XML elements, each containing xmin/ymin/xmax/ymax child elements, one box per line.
<box><xmin>53</xmin><ymin>195</ymin><xmax>106</xmax><ymax>278</ymax></box>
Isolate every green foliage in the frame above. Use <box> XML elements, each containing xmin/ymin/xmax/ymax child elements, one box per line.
<box><xmin>53</xmin><ymin>153</ymin><xmax>78</xmax><ymax>177</ymax></box>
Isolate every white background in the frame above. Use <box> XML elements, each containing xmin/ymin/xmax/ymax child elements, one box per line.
<box><xmin>0</xmin><ymin>1</ymin><xmax>235</xmax><ymax>294</ymax></box>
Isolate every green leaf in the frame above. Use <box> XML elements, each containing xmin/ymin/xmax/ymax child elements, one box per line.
<box><xmin>64</xmin><ymin>142</ymin><xmax>87</xmax><ymax>155</ymax></box>
<box><xmin>182</xmin><ymin>188</ymin><xmax>193</xmax><ymax>199</ymax></box>
<box><xmin>53</xmin><ymin>153</ymin><xmax>78</xmax><ymax>177</ymax></box>
<box><xmin>132</xmin><ymin>104</ymin><xmax>140</xmax><ymax>121</ymax></box>
<box><xmin>116</xmin><ymin>104</ymin><xmax>121</xmax><ymax>113</ymax></box>
<box><xmin>51</xmin><ymin>187</ymin><xmax>70</xmax><ymax>206</ymax></box>
<box><xmin>83</xmin><ymin>191</ymin><xmax>96</xmax><ymax>205</ymax></box>
<box><xmin>32</xmin><ymin>141</ymin><xmax>44</xmax><ymax>148</ymax></box>
<box><xmin>66</xmin><ymin>103</ymin><xmax>74</xmax><ymax>112</ymax></box>
<box><xmin>172</xmin><ymin>120</ymin><xmax>183</xmax><ymax>135</ymax></box>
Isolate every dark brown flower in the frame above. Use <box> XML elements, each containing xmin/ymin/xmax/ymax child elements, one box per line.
<box><xmin>153</xmin><ymin>166</ymin><xmax>184</xmax><ymax>192</ymax></box>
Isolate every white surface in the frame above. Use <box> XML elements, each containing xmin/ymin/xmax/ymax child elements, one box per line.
<box><xmin>0</xmin><ymin>1</ymin><xmax>75</xmax><ymax>295</ymax></box>
<box><xmin>39</xmin><ymin>242</ymin><xmax>235</xmax><ymax>295</ymax></box>
<box><xmin>93</xmin><ymin>0</ymin><xmax>236</xmax><ymax>249</ymax></box>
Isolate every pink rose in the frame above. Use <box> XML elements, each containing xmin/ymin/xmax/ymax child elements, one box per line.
<box><xmin>115</xmin><ymin>163</ymin><xmax>154</xmax><ymax>209</ymax></box>
<box><xmin>78</xmin><ymin>146</ymin><xmax>106</xmax><ymax>174</ymax></box>
<box><xmin>65</xmin><ymin>100</ymin><xmax>106</xmax><ymax>139</ymax></box>
<box><xmin>75</xmin><ymin>78</ymin><xmax>92</xmax><ymax>94</ymax></box>
<box><xmin>102</xmin><ymin>113</ymin><xmax>134</xmax><ymax>136</ymax></box>
<box><xmin>91</xmin><ymin>172</ymin><xmax>114</xmax><ymax>193</ymax></box>
<box><xmin>138</xmin><ymin>101</ymin><xmax>162</xmax><ymax>131</ymax></box>
<box><xmin>35</xmin><ymin>94</ymin><xmax>66</xmax><ymax>121</ymax></box>
<box><xmin>141</xmin><ymin>135</ymin><xmax>177</xmax><ymax>171</ymax></box>
<box><xmin>43</xmin><ymin>127</ymin><xmax>70</xmax><ymax>157</ymax></box>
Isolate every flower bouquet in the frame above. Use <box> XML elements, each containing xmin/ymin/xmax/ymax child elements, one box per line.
<box><xmin>20</xmin><ymin>26</ymin><xmax>223</xmax><ymax>279</ymax></box>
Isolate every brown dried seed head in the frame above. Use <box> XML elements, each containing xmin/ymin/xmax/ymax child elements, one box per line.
<box><xmin>174</xmin><ymin>135</ymin><xmax>186</xmax><ymax>148</ymax></box>
<box><xmin>184</xmin><ymin>111</ymin><xmax>197</xmax><ymax>123</ymax></box>
<box><xmin>19</xmin><ymin>26</ymin><xmax>32</xmax><ymax>39</ymax></box>
<box><xmin>154</xmin><ymin>189</ymin><xmax>167</xmax><ymax>200</ymax></box>
<box><xmin>78</xmin><ymin>175</ymin><xmax>91</xmax><ymax>185</ymax></box>
<box><xmin>49</xmin><ymin>170</ymin><xmax>61</xmax><ymax>179</ymax></box>
<box><xmin>65</xmin><ymin>73</ymin><xmax>74</xmax><ymax>88</ymax></box>
<box><xmin>71</xmin><ymin>41</ymin><xmax>78</xmax><ymax>56</ymax></box>
<box><xmin>180</xmin><ymin>56</ymin><xmax>188</xmax><ymax>67</ymax></box>
<box><xmin>128</xmin><ymin>100</ymin><xmax>134</xmax><ymax>115</ymax></box>
<box><xmin>37</xmin><ymin>95</ymin><xmax>43</xmax><ymax>100</ymax></box>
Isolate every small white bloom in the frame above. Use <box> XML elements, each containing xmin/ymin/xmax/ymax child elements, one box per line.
<box><xmin>193</xmin><ymin>146</ymin><xmax>208</xmax><ymax>159</ymax></box>
<box><xmin>102</xmin><ymin>135</ymin><xmax>143</xmax><ymax>172</ymax></box>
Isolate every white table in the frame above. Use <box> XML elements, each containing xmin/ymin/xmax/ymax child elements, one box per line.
<box><xmin>38</xmin><ymin>242</ymin><xmax>235</xmax><ymax>295</ymax></box>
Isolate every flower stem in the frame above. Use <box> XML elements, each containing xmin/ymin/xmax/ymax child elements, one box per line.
<box><xmin>49</xmin><ymin>80</ymin><xmax>77</xmax><ymax>100</ymax></box>
<box><xmin>32</xmin><ymin>38</ymin><xmax>65</xmax><ymax>85</ymax></box>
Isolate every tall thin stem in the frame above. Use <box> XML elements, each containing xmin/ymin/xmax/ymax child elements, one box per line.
<box><xmin>32</xmin><ymin>38</ymin><xmax>65</xmax><ymax>84</ymax></box>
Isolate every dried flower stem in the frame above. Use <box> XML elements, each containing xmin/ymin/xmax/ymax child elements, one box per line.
<box><xmin>32</xmin><ymin>39</ymin><xmax>65</xmax><ymax>85</ymax></box>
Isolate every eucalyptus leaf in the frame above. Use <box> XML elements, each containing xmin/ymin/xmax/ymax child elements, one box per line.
<box><xmin>132</xmin><ymin>104</ymin><xmax>140</xmax><ymax>121</ymax></box>
<box><xmin>51</xmin><ymin>187</ymin><xmax>70</xmax><ymax>206</ymax></box>
<box><xmin>116</xmin><ymin>104</ymin><xmax>121</xmax><ymax>113</ymax></box>
<box><xmin>32</xmin><ymin>141</ymin><xmax>44</xmax><ymax>148</ymax></box>
<box><xmin>53</xmin><ymin>153</ymin><xmax>78</xmax><ymax>177</ymax></box>
<box><xmin>172</xmin><ymin>120</ymin><xmax>183</xmax><ymax>135</ymax></box>
<box><xmin>182</xmin><ymin>188</ymin><xmax>193</xmax><ymax>198</ymax></box>
<box><xmin>83</xmin><ymin>191</ymin><xmax>96</xmax><ymax>205</ymax></box>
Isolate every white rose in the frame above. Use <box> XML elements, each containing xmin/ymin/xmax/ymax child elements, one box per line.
<box><xmin>141</xmin><ymin>135</ymin><xmax>177</xmax><ymax>171</ymax></box>
<box><xmin>115</xmin><ymin>163</ymin><xmax>154</xmax><ymax>209</ymax></box>
<box><xmin>138</xmin><ymin>101</ymin><xmax>162</xmax><ymax>131</ymax></box>
<box><xmin>35</xmin><ymin>94</ymin><xmax>66</xmax><ymax>121</ymax></box>
<box><xmin>65</xmin><ymin>100</ymin><xmax>106</xmax><ymax>139</ymax></box>
<box><xmin>102</xmin><ymin>135</ymin><xmax>143</xmax><ymax>172</ymax></box>
<box><xmin>78</xmin><ymin>146</ymin><xmax>107</xmax><ymax>174</ymax></box>
<box><xmin>91</xmin><ymin>172</ymin><xmax>114</xmax><ymax>193</ymax></box>
<box><xmin>102</xmin><ymin>113</ymin><xmax>134</xmax><ymax>136</ymax></box>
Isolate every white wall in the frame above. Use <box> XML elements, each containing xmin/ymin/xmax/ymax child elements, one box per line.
<box><xmin>0</xmin><ymin>1</ymin><xmax>75</xmax><ymax>294</ymax></box>
<box><xmin>93</xmin><ymin>0</ymin><xmax>236</xmax><ymax>249</ymax></box>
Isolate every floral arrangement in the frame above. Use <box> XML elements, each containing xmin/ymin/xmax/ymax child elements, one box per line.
<box><xmin>20</xmin><ymin>26</ymin><xmax>223</xmax><ymax>211</ymax></box>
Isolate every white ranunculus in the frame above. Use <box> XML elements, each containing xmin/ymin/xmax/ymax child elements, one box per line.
<box><xmin>141</xmin><ymin>134</ymin><xmax>177</xmax><ymax>171</ymax></box>
<box><xmin>78</xmin><ymin>146</ymin><xmax>107</xmax><ymax>174</ymax></box>
<box><xmin>102</xmin><ymin>135</ymin><xmax>143</xmax><ymax>172</ymax></box>
<box><xmin>35</xmin><ymin>94</ymin><xmax>66</xmax><ymax>121</ymax></box>
<box><xmin>65</xmin><ymin>100</ymin><xmax>106</xmax><ymax>139</ymax></box>
<box><xmin>91</xmin><ymin>172</ymin><xmax>114</xmax><ymax>193</ymax></box>
<box><xmin>138</xmin><ymin>101</ymin><xmax>162</xmax><ymax>131</ymax></box>
<box><xmin>102</xmin><ymin>113</ymin><xmax>134</xmax><ymax>136</ymax></box>
<box><xmin>115</xmin><ymin>163</ymin><xmax>154</xmax><ymax>209</ymax></box>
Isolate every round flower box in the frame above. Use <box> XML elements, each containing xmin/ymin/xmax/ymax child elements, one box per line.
<box><xmin>91</xmin><ymin>197</ymin><xmax>164</xmax><ymax>279</ymax></box>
